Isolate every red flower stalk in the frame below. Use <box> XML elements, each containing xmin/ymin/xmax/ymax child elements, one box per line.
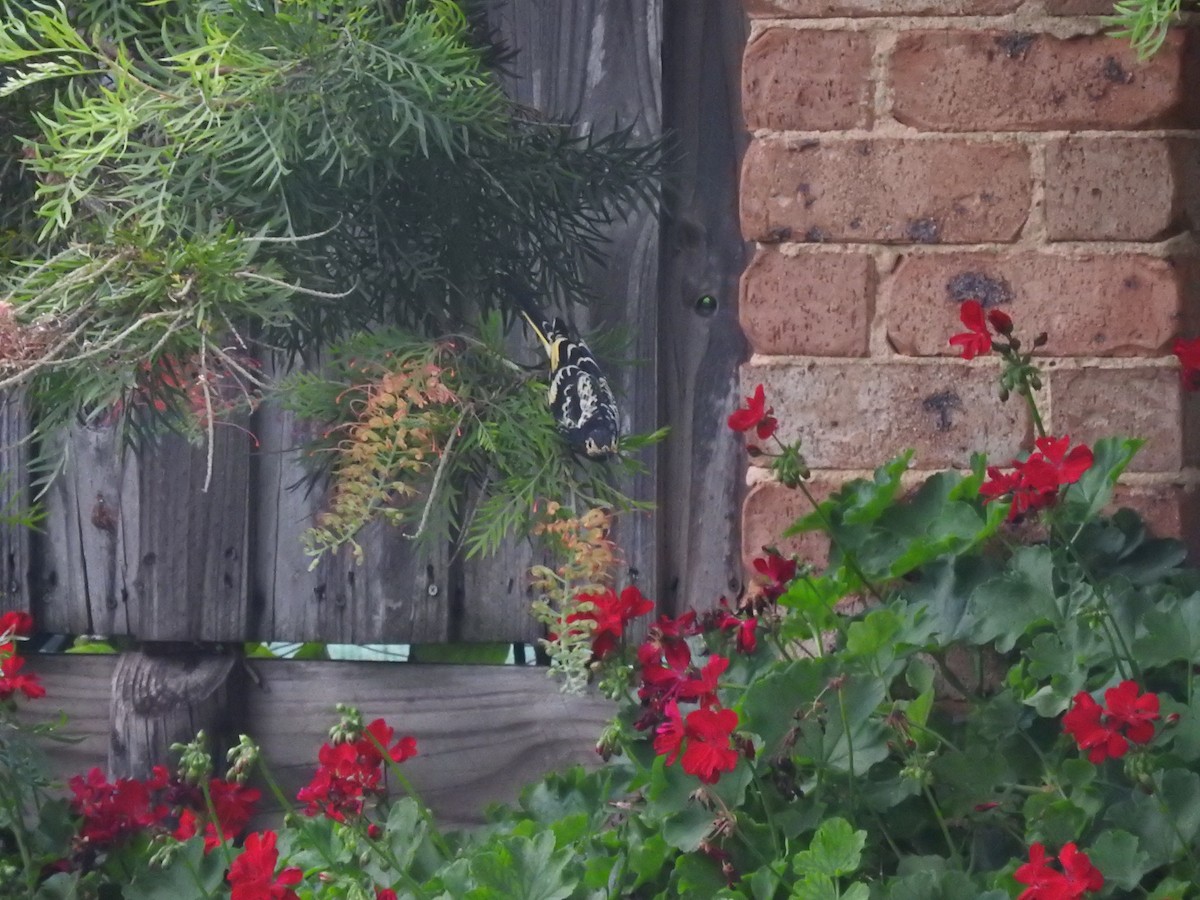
<box><xmin>979</xmin><ymin>435</ymin><xmax>1093</xmax><ymax>521</ymax></box>
<box><xmin>297</xmin><ymin>718</ymin><xmax>417</xmax><ymax>822</ymax></box>
<box><xmin>728</xmin><ymin>384</ymin><xmax>777</xmax><ymax>440</ymax></box>
<box><xmin>1063</xmin><ymin>681</ymin><xmax>1159</xmax><ymax>764</ymax></box>
<box><xmin>68</xmin><ymin>767</ymin><xmax>171</xmax><ymax>849</ymax></box>
<box><xmin>174</xmin><ymin>778</ymin><xmax>262</xmax><ymax>852</ymax></box>
<box><xmin>948</xmin><ymin>300</ymin><xmax>994</xmax><ymax>360</ymax></box>
<box><xmin>1173</xmin><ymin>336</ymin><xmax>1200</xmax><ymax>391</ymax></box>
<box><xmin>227</xmin><ymin>831</ymin><xmax>303</xmax><ymax>900</ymax></box>
<box><xmin>0</xmin><ymin>611</ymin><xmax>33</xmax><ymax>638</ymax></box>
<box><xmin>563</xmin><ymin>584</ymin><xmax>654</xmax><ymax>659</ymax></box>
<box><xmin>0</xmin><ymin>646</ymin><xmax>44</xmax><ymax>701</ymax></box>
<box><xmin>1014</xmin><ymin>842</ymin><xmax>1103</xmax><ymax>900</ymax></box>
<box><xmin>654</xmin><ymin>702</ymin><xmax>740</xmax><ymax>784</ymax></box>
<box><xmin>752</xmin><ymin>550</ymin><xmax>796</xmax><ymax>601</ymax></box>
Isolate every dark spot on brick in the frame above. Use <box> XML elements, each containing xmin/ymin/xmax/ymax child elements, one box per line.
<box><xmin>994</xmin><ymin>33</ymin><xmax>1036</xmax><ymax>60</ymax></box>
<box><xmin>762</xmin><ymin>226</ymin><xmax>792</xmax><ymax>244</ymax></box>
<box><xmin>905</xmin><ymin>217</ymin><xmax>941</xmax><ymax>244</ymax></box>
<box><xmin>1091</xmin><ymin>187</ymin><xmax>1102</xmax><ymax>197</ymax></box>
<box><xmin>797</xmin><ymin>139</ymin><xmax>820</xmax><ymax>151</ymax></box>
<box><xmin>1123</xmin><ymin>275</ymin><xmax>1141</xmax><ymax>290</ymax></box>
<box><xmin>797</xmin><ymin>182</ymin><xmax>816</xmax><ymax>209</ymax></box>
<box><xmin>849</xmin><ymin>217</ymin><xmax>862</xmax><ymax>230</ymax></box>
<box><xmin>1104</xmin><ymin>56</ymin><xmax>1133</xmax><ymax>84</ymax></box>
<box><xmin>1050</xmin><ymin>90</ymin><xmax>1067</xmax><ymax>106</ymax></box>
<box><xmin>804</xmin><ymin>227</ymin><xmax>829</xmax><ymax>243</ymax></box>
<box><xmin>922</xmin><ymin>391</ymin><xmax>964</xmax><ymax>432</ymax></box>
<box><xmin>947</xmin><ymin>272</ymin><xmax>1014</xmax><ymax>308</ymax></box>
<box><xmin>981</xmin><ymin>191</ymin><xmax>995</xmax><ymax>203</ymax></box>
<box><xmin>855</xmin><ymin>142</ymin><xmax>871</xmax><ymax>157</ymax></box>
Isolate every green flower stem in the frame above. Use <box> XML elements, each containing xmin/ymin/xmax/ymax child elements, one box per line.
<box><xmin>921</xmin><ymin>783</ymin><xmax>961</xmax><ymax>866</ymax></box>
<box><xmin>200</xmin><ymin>779</ymin><xmax>235</xmax><ymax>872</ymax></box>
<box><xmin>794</xmin><ymin>479</ymin><xmax>886</xmax><ymax>606</ymax></box>
<box><xmin>372</xmin><ymin>733</ymin><xmax>454</xmax><ymax>860</ymax></box>
<box><xmin>1020</xmin><ymin>387</ymin><xmax>1047</xmax><ymax>439</ymax></box>
<box><xmin>748</xmin><ymin>764</ymin><xmax>783</xmax><ymax>859</ymax></box>
<box><xmin>0</xmin><ymin>778</ymin><xmax>35</xmax><ymax>894</ymax></box>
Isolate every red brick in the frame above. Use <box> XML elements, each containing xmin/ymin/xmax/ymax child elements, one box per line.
<box><xmin>1111</xmin><ymin>482</ymin><xmax>1200</xmax><ymax>561</ymax></box>
<box><xmin>883</xmin><ymin>252</ymin><xmax>1185</xmax><ymax>358</ymax></box>
<box><xmin>743</xmin><ymin>360</ymin><xmax>1030</xmax><ymax>469</ymax></box>
<box><xmin>1047</xmin><ymin>365</ymin><xmax>1186</xmax><ymax>472</ymax></box>
<box><xmin>1044</xmin><ymin>0</ymin><xmax>1119</xmax><ymax>12</ymax></box>
<box><xmin>1044</xmin><ymin>137</ymin><xmax>1197</xmax><ymax>241</ymax></box>
<box><xmin>739</xmin><ymin>249</ymin><xmax>874</xmax><ymax>356</ymax></box>
<box><xmin>740</xmin><ymin>138</ymin><xmax>1030</xmax><ymax>244</ymax></box>
<box><xmin>745</xmin><ymin>0</ymin><xmax>1020</xmax><ymax>14</ymax></box>
<box><xmin>890</xmin><ymin>31</ymin><xmax>1193</xmax><ymax>131</ymax></box>
<box><xmin>742</xmin><ymin>478</ymin><xmax>838</xmax><ymax>569</ymax></box>
<box><xmin>743</xmin><ymin>29</ymin><xmax>873</xmax><ymax>131</ymax></box>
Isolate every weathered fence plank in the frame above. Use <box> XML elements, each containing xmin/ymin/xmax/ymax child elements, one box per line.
<box><xmin>23</xmin><ymin>655</ymin><xmax>614</xmax><ymax>826</ymax></box>
<box><xmin>659</xmin><ymin>2</ymin><xmax>750</xmax><ymax>614</ymax></box>
<box><xmin>480</xmin><ymin>0</ymin><xmax>663</xmax><ymax>626</ymax></box>
<box><xmin>250</xmin><ymin>361</ymin><xmax>452</xmax><ymax>644</ymax></box>
<box><xmin>0</xmin><ymin>390</ymin><xmax>30</xmax><ymax>614</ymax></box>
<box><xmin>38</xmin><ymin>423</ymin><xmax>131</xmax><ymax>634</ymax></box>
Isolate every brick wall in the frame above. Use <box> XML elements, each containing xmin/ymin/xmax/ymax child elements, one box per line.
<box><xmin>737</xmin><ymin>1</ymin><xmax>1200</xmax><ymax>564</ymax></box>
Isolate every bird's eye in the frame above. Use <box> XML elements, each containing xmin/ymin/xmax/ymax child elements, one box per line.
<box><xmin>695</xmin><ymin>294</ymin><xmax>718</xmax><ymax>317</ymax></box>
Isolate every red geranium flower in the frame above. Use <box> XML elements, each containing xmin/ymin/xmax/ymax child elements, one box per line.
<box><xmin>0</xmin><ymin>611</ymin><xmax>33</xmax><ymax>638</ymax></box>
<box><xmin>297</xmin><ymin>719</ymin><xmax>417</xmax><ymax>822</ymax></box>
<box><xmin>680</xmin><ymin>706</ymin><xmax>740</xmax><ymax>784</ymax></box>
<box><xmin>1062</xmin><ymin>692</ymin><xmax>1128</xmax><ymax>764</ymax></box>
<box><xmin>654</xmin><ymin>703</ymin><xmax>740</xmax><ymax>784</ymax></box>
<box><xmin>728</xmin><ymin>384</ymin><xmax>777</xmax><ymax>440</ymax></box>
<box><xmin>227</xmin><ymin>831</ymin><xmax>303</xmax><ymax>900</ymax></box>
<box><xmin>0</xmin><ymin>647</ymin><xmax>44</xmax><ymax>701</ymax></box>
<box><xmin>565</xmin><ymin>585</ymin><xmax>654</xmax><ymax>659</ymax></box>
<box><xmin>1102</xmin><ymin>680</ymin><xmax>1160</xmax><ymax>744</ymax></box>
<box><xmin>948</xmin><ymin>300</ymin><xmax>994</xmax><ymax>360</ymax></box>
<box><xmin>753</xmin><ymin>550</ymin><xmax>796</xmax><ymax>600</ymax></box>
<box><xmin>1063</xmin><ymin>681</ymin><xmax>1159</xmax><ymax>763</ymax></box>
<box><xmin>680</xmin><ymin>654</ymin><xmax>729</xmax><ymax>708</ymax></box>
<box><xmin>68</xmin><ymin>767</ymin><xmax>170</xmax><ymax>849</ymax></box>
<box><xmin>987</xmin><ymin>307</ymin><xmax>1014</xmax><ymax>335</ymax></box>
<box><xmin>980</xmin><ymin>435</ymin><xmax>1093</xmax><ymax>521</ymax></box>
<box><xmin>1173</xmin><ymin>336</ymin><xmax>1200</xmax><ymax>391</ymax></box>
<box><xmin>653</xmin><ymin>701</ymin><xmax>686</xmax><ymax>763</ymax></box>
<box><xmin>1014</xmin><ymin>842</ymin><xmax>1103</xmax><ymax>900</ymax></box>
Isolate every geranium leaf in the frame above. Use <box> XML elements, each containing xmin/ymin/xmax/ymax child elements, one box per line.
<box><xmin>1089</xmin><ymin>829</ymin><xmax>1151</xmax><ymax>891</ymax></box>
<box><xmin>793</xmin><ymin>817</ymin><xmax>866</xmax><ymax>878</ymax></box>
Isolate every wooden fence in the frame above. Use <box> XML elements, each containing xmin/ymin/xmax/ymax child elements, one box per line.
<box><xmin>0</xmin><ymin>1</ymin><xmax>749</xmax><ymax>822</ymax></box>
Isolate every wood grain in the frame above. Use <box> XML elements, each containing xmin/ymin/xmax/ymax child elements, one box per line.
<box><xmin>22</xmin><ymin>656</ymin><xmax>614</xmax><ymax>827</ymax></box>
<box><xmin>481</xmin><ymin>0</ymin><xmax>664</xmax><ymax>631</ymax></box>
<box><xmin>658</xmin><ymin>1</ymin><xmax>750</xmax><ymax>614</ymax></box>
<box><xmin>0</xmin><ymin>389</ymin><xmax>31</xmax><ymax>615</ymax></box>
<box><xmin>249</xmin><ymin>358</ymin><xmax>451</xmax><ymax>644</ymax></box>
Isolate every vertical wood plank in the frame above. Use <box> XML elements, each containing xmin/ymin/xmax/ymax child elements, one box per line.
<box><xmin>38</xmin><ymin>423</ymin><xmax>134</xmax><ymax>635</ymax></box>
<box><xmin>474</xmin><ymin>0</ymin><xmax>663</xmax><ymax>633</ymax></box>
<box><xmin>658</xmin><ymin>2</ymin><xmax>749</xmax><ymax>614</ymax></box>
<box><xmin>0</xmin><ymin>389</ymin><xmax>31</xmax><ymax>614</ymax></box>
<box><xmin>249</xmin><ymin>360</ymin><xmax>451</xmax><ymax>644</ymax></box>
<box><xmin>128</xmin><ymin>426</ymin><xmax>252</xmax><ymax>640</ymax></box>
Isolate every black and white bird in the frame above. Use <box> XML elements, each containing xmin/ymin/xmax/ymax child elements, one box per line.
<box><xmin>515</xmin><ymin>295</ymin><xmax>620</xmax><ymax>460</ymax></box>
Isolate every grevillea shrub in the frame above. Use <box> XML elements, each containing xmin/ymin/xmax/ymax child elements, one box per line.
<box><xmin>8</xmin><ymin>303</ymin><xmax>1200</xmax><ymax>898</ymax></box>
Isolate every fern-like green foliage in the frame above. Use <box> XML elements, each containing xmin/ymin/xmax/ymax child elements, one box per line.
<box><xmin>1106</xmin><ymin>0</ymin><xmax>1187</xmax><ymax>58</ymax></box>
<box><xmin>0</xmin><ymin>0</ymin><xmax>663</xmax><ymax>526</ymax></box>
<box><xmin>281</xmin><ymin>318</ymin><xmax>665</xmax><ymax>566</ymax></box>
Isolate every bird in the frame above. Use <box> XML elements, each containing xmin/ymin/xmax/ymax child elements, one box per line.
<box><xmin>513</xmin><ymin>292</ymin><xmax>620</xmax><ymax>460</ymax></box>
